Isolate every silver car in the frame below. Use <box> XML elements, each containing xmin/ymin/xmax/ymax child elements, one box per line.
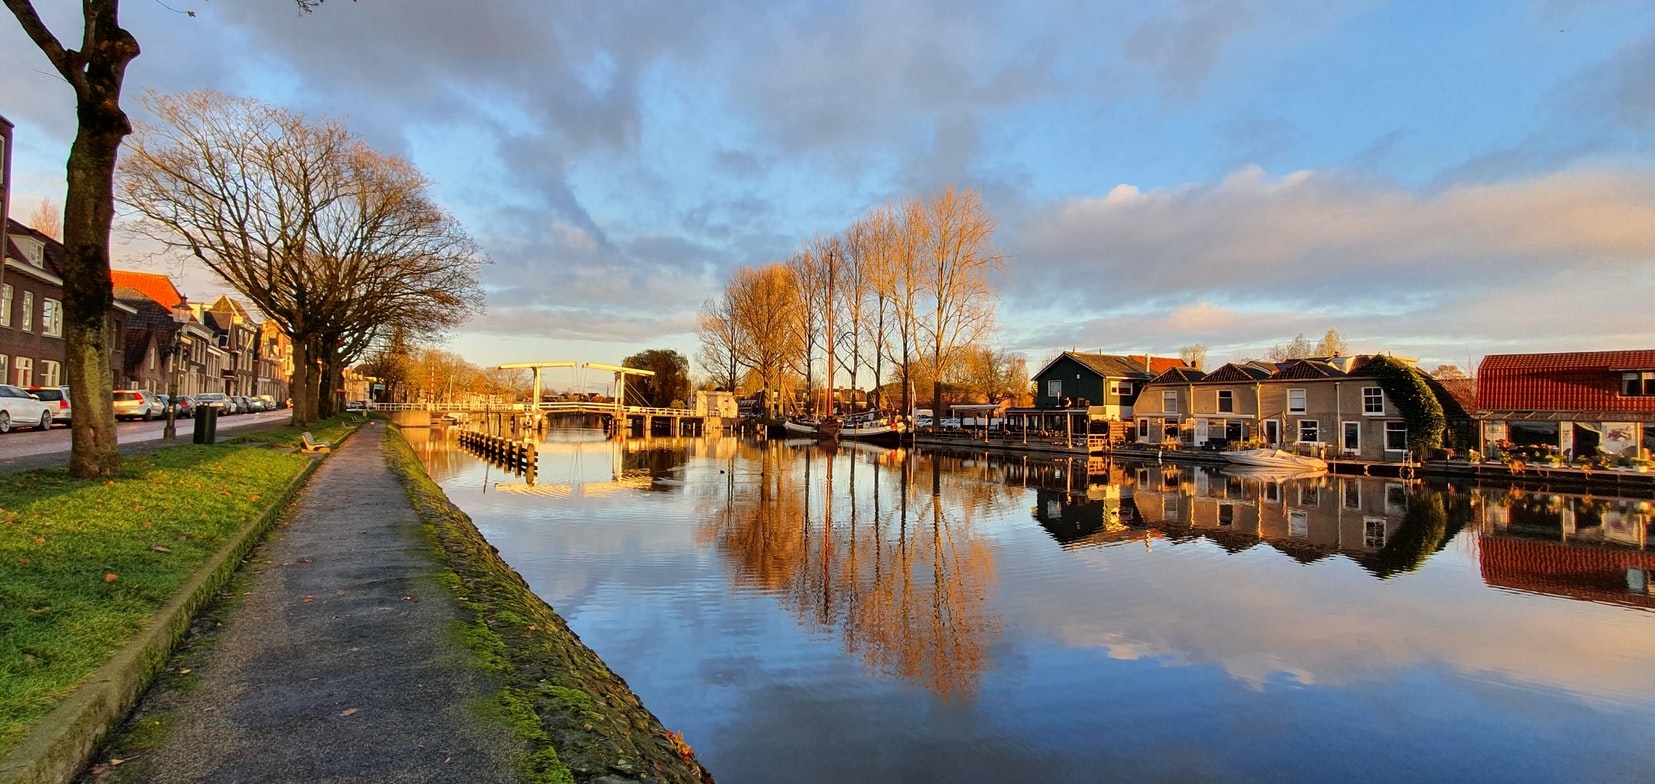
<box><xmin>0</xmin><ymin>384</ymin><xmax>56</xmax><ymax>432</ymax></box>
<box><xmin>113</xmin><ymin>389</ymin><xmax>166</xmax><ymax>421</ymax></box>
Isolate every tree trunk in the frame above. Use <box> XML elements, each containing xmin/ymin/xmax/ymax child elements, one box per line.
<box><xmin>62</xmin><ymin>92</ymin><xmax>131</xmax><ymax>477</ymax></box>
<box><xmin>290</xmin><ymin>336</ymin><xmax>315</xmax><ymax>427</ymax></box>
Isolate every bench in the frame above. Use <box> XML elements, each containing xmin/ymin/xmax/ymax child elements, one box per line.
<box><xmin>300</xmin><ymin>432</ymin><xmax>332</xmax><ymax>454</ymax></box>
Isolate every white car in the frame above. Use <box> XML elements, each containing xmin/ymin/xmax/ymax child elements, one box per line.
<box><xmin>0</xmin><ymin>384</ymin><xmax>56</xmax><ymax>433</ymax></box>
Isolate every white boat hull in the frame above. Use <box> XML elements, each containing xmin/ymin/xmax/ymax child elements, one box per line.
<box><xmin>1220</xmin><ymin>448</ymin><xmax>1329</xmax><ymax>471</ymax></box>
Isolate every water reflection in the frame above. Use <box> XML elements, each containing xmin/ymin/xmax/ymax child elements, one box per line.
<box><xmin>697</xmin><ymin>440</ymin><xmax>1003</xmax><ymax>701</ymax></box>
<box><xmin>410</xmin><ymin>429</ymin><xmax>1655</xmax><ymax>783</ymax></box>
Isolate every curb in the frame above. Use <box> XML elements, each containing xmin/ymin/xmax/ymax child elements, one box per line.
<box><xmin>0</xmin><ymin>453</ymin><xmax>325</xmax><ymax>784</ymax></box>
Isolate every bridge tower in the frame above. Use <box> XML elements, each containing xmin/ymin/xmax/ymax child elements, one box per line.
<box><xmin>584</xmin><ymin>362</ymin><xmax>656</xmax><ymax>435</ymax></box>
<box><xmin>498</xmin><ymin>362</ymin><xmax>576</xmax><ymax>410</ymax></box>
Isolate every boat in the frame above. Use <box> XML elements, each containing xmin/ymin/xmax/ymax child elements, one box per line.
<box><xmin>783</xmin><ymin>412</ymin><xmax>906</xmax><ymax>444</ymax></box>
<box><xmin>1219</xmin><ymin>448</ymin><xmax>1328</xmax><ymax>471</ymax></box>
<box><xmin>1221</xmin><ymin>465</ymin><xmax>1328</xmax><ymax>482</ymax></box>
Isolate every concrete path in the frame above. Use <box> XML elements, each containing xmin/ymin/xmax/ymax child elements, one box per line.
<box><xmin>88</xmin><ymin>424</ymin><xmax>524</xmax><ymax>783</ymax></box>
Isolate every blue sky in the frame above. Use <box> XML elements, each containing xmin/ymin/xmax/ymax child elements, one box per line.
<box><xmin>4</xmin><ymin>0</ymin><xmax>1653</xmax><ymax>382</ymax></box>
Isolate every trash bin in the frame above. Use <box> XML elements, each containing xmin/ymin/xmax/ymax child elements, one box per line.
<box><xmin>193</xmin><ymin>406</ymin><xmax>218</xmax><ymax>444</ymax></box>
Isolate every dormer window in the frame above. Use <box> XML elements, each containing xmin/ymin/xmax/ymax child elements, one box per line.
<box><xmin>17</xmin><ymin>237</ymin><xmax>44</xmax><ymax>268</ymax></box>
<box><xmin>1623</xmin><ymin>372</ymin><xmax>1655</xmax><ymax>397</ymax></box>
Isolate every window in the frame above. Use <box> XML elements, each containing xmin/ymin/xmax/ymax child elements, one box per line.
<box><xmin>21</xmin><ymin>292</ymin><xmax>33</xmax><ymax>332</ymax></box>
<box><xmin>18</xmin><ymin>238</ymin><xmax>44</xmax><ymax>268</ymax></box>
<box><xmin>1363</xmin><ymin>387</ymin><xmax>1384</xmax><ymax>414</ymax></box>
<box><xmin>1289</xmin><ymin>510</ymin><xmax>1308</xmax><ymax>538</ymax></box>
<box><xmin>1623</xmin><ymin>372</ymin><xmax>1655</xmax><ymax>397</ymax></box>
<box><xmin>1217</xmin><ymin>389</ymin><xmax>1234</xmax><ymax>413</ymax></box>
<box><xmin>1342</xmin><ymin>421</ymin><xmax>1360</xmax><ymax>453</ymax></box>
<box><xmin>1162</xmin><ymin>390</ymin><xmax>1178</xmax><ymax>412</ymax></box>
<box><xmin>14</xmin><ymin>357</ymin><xmax>32</xmax><ymax>386</ymax></box>
<box><xmin>0</xmin><ymin>356</ymin><xmax>8</xmax><ymax>383</ymax></box>
<box><xmin>41</xmin><ymin>299</ymin><xmax>62</xmax><ymax>338</ymax></box>
<box><xmin>1298</xmin><ymin>419</ymin><xmax>1320</xmax><ymax>443</ymax></box>
<box><xmin>1287</xmin><ymin>388</ymin><xmax>1307</xmax><ymax>414</ymax></box>
<box><xmin>1047</xmin><ymin>379</ymin><xmax>1062</xmax><ymax>398</ymax></box>
<box><xmin>1299</xmin><ymin>484</ymin><xmax>1321</xmax><ymax>505</ymax></box>
<box><xmin>1364</xmin><ymin>517</ymin><xmax>1387</xmax><ymax>548</ymax></box>
<box><xmin>1343</xmin><ymin>480</ymin><xmax>1361</xmax><ymax>509</ymax></box>
<box><xmin>1111</xmin><ymin>381</ymin><xmax>1133</xmax><ymax>397</ymax></box>
<box><xmin>1385</xmin><ymin>483</ymin><xmax>1409</xmax><ymax>514</ymax></box>
<box><xmin>41</xmin><ymin>360</ymin><xmax>60</xmax><ymax>386</ymax></box>
<box><xmin>1137</xmin><ymin>418</ymin><xmax>1150</xmax><ymax>440</ymax></box>
<box><xmin>1385</xmin><ymin>421</ymin><xmax>1408</xmax><ymax>451</ymax></box>
<box><xmin>1</xmin><ymin>285</ymin><xmax>10</xmax><ymax>328</ymax></box>
<box><xmin>1218</xmin><ymin>504</ymin><xmax>1235</xmax><ymax>526</ymax></box>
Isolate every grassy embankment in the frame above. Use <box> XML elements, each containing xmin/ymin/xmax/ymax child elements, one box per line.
<box><xmin>0</xmin><ymin>443</ymin><xmax>317</xmax><ymax>756</ymax></box>
<box><xmin>382</xmin><ymin>427</ymin><xmax>713</xmax><ymax>784</ymax></box>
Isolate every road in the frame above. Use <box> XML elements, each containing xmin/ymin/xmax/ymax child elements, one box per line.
<box><xmin>0</xmin><ymin>410</ymin><xmax>293</xmax><ymax>473</ymax></box>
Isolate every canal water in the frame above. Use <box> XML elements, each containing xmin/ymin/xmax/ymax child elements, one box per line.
<box><xmin>406</xmin><ymin>426</ymin><xmax>1655</xmax><ymax>784</ymax></box>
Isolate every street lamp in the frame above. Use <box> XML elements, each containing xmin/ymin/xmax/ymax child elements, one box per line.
<box><xmin>163</xmin><ymin>296</ymin><xmax>190</xmax><ymax>440</ymax></box>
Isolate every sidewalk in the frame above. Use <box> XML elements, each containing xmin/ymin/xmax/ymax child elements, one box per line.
<box><xmin>81</xmin><ymin>424</ymin><xmax>525</xmax><ymax>783</ymax></box>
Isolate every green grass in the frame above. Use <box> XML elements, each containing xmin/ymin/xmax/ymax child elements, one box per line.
<box><xmin>226</xmin><ymin>414</ymin><xmax>362</xmax><ymax>450</ymax></box>
<box><xmin>0</xmin><ymin>445</ymin><xmax>311</xmax><ymax>754</ymax></box>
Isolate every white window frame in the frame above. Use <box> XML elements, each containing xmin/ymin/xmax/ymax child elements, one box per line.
<box><xmin>41</xmin><ymin>360</ymin><xmax>60</xmax><ymax>386</ymax></box>
<box><xmin>1217</xmin><ymin>389</ymin><xmax>1234</xmax><ymax>413</ymax></box>
<box><xmin>1343</xmin><ymin>480</ymin><xmax>1362</xmax><ymax>509</ymax></box>
<box><xmin>1111</xmin><ymin>381</ymin><xmax>1133</xmax><ymax>397</ymax></box>
<box><xmin>1047</xmin><ymin>379</ymin><xmax>1062</xmax><ymax>399</ymax></box>
<box><xmin>0</xmin><ymin>355</ymin><xmax>8</xmax><ymax>383</ymax></box>
<box><xmin>1287</xmin><ymin>388</ymin><xmax>1307</xmax><ymax>414</ymax></box>
<box><xmin>1384</xmin><ymin>421</ymin><xmax>1408</xmax><ymax>452</ymax></box>
<box><xmin>1298</xmin><ymin>419</ymin><xmax>1320</xmax><ymax>444</ymax></box>
<box><xmin>1162</xmin><ymin>390</ymin><xmax>1178</xmax><ymax>413</ymax></box>
<box><xmin>1288</xmin><ymin>510</ymin><xmax>1308</xmax><ymax>538</ymax></box>
<box><xmin>41</xmin><ymin>299</ymin><xmax>63</xmax><ymax>337</ymax></box>
<box><xmin>14</xmin><ymin>356</ymin><xmax>32</xmax><ymax>386</ymax></box>
<box><xmin>1364</xmin><ymin>517</ymin><xmax>1387</xmax><ymax>549</ymax></box>
<box><xmin>1363</xmin><ymin>386</ymin><xmax>1384</xmax><ymax>415</ymax></box>
<box><xmin>1623</xmin><ymin>372</ymin><xmax>1655</xmax><ymax>397</ymax></box>
<box><xmin>1137</xmin><ymin>418</ymin><xmax>1150</xmax><ymax>440</ymax></box>
<box><xmin>1342</xmin><ymin>420</ymin><xmax>1360</xmax><ymax>454</ymax></box>
<box><xmin>1</xmin><ymin>284</ymin><xmax>11</xmax><ymax>328</ymax></box>
<box><xmin>21</xmin><ymin>291</ymin><xmax>33</xmax><ymax>332</ymax></box>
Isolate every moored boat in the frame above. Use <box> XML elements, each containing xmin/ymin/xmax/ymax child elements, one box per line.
<box><xmin>1219</xmin><ymin>448</ymin><xmax>1328</xmax><ymax>471</ymax></box>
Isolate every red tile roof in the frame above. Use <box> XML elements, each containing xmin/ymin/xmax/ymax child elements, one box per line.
<box><xmin>1478</xmin><ymin>350</ymin><xmax>1655</xmax><ymax>413</ymax></box>
<box><xmin>109</xmin><ymin>270</ymin><xmax>184</xmax><ymax>309</ymax></box>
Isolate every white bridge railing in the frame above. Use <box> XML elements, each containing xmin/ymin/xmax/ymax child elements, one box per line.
<box><xmin>366</xmin><ymin>400</ymin><xmax>697</xmax><ymax>417</ymax></box>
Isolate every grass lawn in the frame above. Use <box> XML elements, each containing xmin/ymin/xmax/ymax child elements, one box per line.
<box><xmin>0</xmin><ymin>444</ymin><xmax>313</xmax><ymax>755</ymax></box>
<box><xmin>224</xmin><ymin>414</ymin><xmax>360</xmax><ymax>451</ymax></box>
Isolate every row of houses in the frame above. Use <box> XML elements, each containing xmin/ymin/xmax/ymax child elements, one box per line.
<box><xmin>2</xmin><ymin>217</ymin><xmax>292</xmax><ymax>401</ymax></box>
<box><xmin>1028</xmin><ymin>349</ymin><xmax>1655</xmax><ymax>462</ymax></box>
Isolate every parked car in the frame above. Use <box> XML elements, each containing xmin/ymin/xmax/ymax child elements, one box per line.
<box><xmin>256</xmin><ymin>394</ymin><xmax>281</xmax><ymax>411</ymax></box>
<box><xmin>174</xmin><ymin>396</ymin><xmax>196</xmax><ymax>419</ymax></box>
<box><xmin>192</xmin><ymin>393</ymin><xmax>233</xmax><ymax>415</ymax></box>
<box><xmin>234</xmin><ymin>395</ymin><xmax>256</xmax><ymax>413</ymax></box>
<box><xmin>113</xmin><ymin>390</ymin><xmax>165</xmax><ymax>421</ymax></box>
<box><xmin>0</xmin><ymin>384</ymin><xmax>55</xmax><ymax>432</ymax></box>
<box><xmin>345</xmin><ymin>400</ymin><xmax>367</xmax><ymax>411</ymax></box>
<box><xmin>25</xmin><ymin>385</ymin><xmax>71</xmax><ymax>426</ymax></box>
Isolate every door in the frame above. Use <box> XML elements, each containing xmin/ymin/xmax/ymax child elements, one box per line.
<box><xmin>1264</xmin><ymin>419</ymin><xmax>1281</xmax><ymax>445</ymax></box>
<box><xmin>1194</xmin><ymin>418</ymin><xmax>1210</xmax><ymax>446</ymax></box>
<box><xmin>1343</xmin><ymin>421</ymin><xmax>1360</xmax><ymax>455</ymax></box>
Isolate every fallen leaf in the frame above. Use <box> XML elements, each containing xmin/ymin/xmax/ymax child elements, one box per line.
<box><xmin>526</xmin><ymin>624</ymin><xmax>537</xmax><ymax>631</ymax></box>
<box><xmin>402</xmin><ymin>594</ymin><xmax>417</xmax><ymax>601</ymax></box>
<box><xmin>339</xmin><ymin>708</ymin><xmax>358</xmax><ymax>717</ymax></box>
<box><xmin>302</xmin><ymin>596</ymin><xmax>314</xmax><ymax>603</ymax></box>
<box><xmin>104</xmin><ymin>573</ymin><xmax>118</xmax><ymax>583</ymax></box>
<box><xmin>150</xmin><ymin>545</ymin><xmax>173</xmax><ymax>553</ymax></box>
<box><xmin>179</xmin><ymin>668</ymin><xmax>191</xmax><ymax>675</ymax></box>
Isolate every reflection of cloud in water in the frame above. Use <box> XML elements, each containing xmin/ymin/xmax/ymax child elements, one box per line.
<box><xmin>1015</xmin><ymin>535</ymin><xmax>1655</xmax><ymax>703</ymax></box>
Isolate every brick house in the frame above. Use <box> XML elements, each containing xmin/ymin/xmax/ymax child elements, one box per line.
<box><xmin>1</xmin><ymin>219</ymin><xmax>70</xmax><ymax>387</ymax></box>
<box><xmin>1136</xmin><ymin>355</ymin><xmax>1416</xmax><ymax>460</ymax></box>
<box><xmin>1477</xmin><ymin>350</ymin><xmax>1655</xmax><ymax>459</ymax></box>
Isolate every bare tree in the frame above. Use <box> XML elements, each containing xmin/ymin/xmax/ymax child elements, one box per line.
<box><xmin>1178</xmin><ymin>343</ymin><xmax>1207</xmax><ymax>370</ymax></box>
<box><xmin>26</xmin><ymin>197</ymin><xmax>60</xmax><ymax>239</ymax></box>
<box><xmin>1314</xmin><ymin>329</ymin><xmax>1348</xmax><ymax>357</ymax></box>
<box><xmin>725</xmin><ymin>263</ymin><xmax>802</xmax><ymax>416</ymax></box>
<box><xmin>870</xmin><ymin>198</ymin><xmax>926</xmax><ymax>415</ymax></box>
<box><xmin>119</xmin><ymin>91</ymin><xmax>484</xmax><ymax>426</ymax></box>
<box><xmin>695</xmin><ymin>296</ymin><xmax>741</xmax><ymax>391</ymax></box>
<box><xmin>920</xmin><ymin>186</ymin><xmax>1002</xmax><ymax>418</ymax></box>
<box><xmin>6</xmin><ymin>0</ymin><xmax>338</xmax><ymax>476</ymax></box>
<box><xmin>1267</xmin><ymin>333</ymin><xmax>1315</xmax><ymax>361</ymax></box>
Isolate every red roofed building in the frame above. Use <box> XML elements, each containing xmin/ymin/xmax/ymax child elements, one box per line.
<box><xmin>1477</xmin><ymin>350</ymin><xmax>1655</xmax><ymax>459</ymax></box>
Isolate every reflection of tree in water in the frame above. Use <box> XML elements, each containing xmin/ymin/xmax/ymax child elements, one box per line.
<box><xmin>1355</xmin><ymin>489</ymin><xmax>1468</xmax><ymax>578</ymax></box>
<box><xmin>699</xmin><ymin>445</ymin><xmax>1001</xmax><ymax>701</ymax></box>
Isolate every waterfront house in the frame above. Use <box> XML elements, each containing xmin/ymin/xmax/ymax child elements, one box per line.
<box><xmin>1136</xmin><ymin>355</ymin><xmax>1418</xmax><ymax>461</ymax></box>
<box><xmin>1030</xmin><ymin>352</ymin><xmax>1185</xmax><ymax>415</ymax></box>
<box><xmin>1477</xmin><ymin>350</ymin><xmax>1655</xmax><ymax>460</ymax></box>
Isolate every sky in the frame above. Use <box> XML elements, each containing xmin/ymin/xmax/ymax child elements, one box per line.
<box><xmin>3</xmin><ymin>0</ymin><xmax>1654</xmax><ymax>386</ymax></box>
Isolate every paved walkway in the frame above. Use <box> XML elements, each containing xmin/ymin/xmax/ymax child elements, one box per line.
<box><xmin>91</xmin><ymin>425</ymin><xmax>524</xmax><ymax>782</ymax></box>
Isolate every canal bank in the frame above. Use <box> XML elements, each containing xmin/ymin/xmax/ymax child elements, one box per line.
<box><xmin>16</xmin><ymin>423</ymin><xmax>709</xmax><ymax>784</ymax></box>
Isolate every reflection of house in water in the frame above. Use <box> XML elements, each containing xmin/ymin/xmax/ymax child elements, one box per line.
<box><xmin>1474</xmin><ymin>488</ymin><xmax>1654</xmax><ymax>609</ymax></box>
<box><xmin>1126</xmin><ymin>464</ymin><xmax>1418</xmax><ymax>568</ymax></box>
